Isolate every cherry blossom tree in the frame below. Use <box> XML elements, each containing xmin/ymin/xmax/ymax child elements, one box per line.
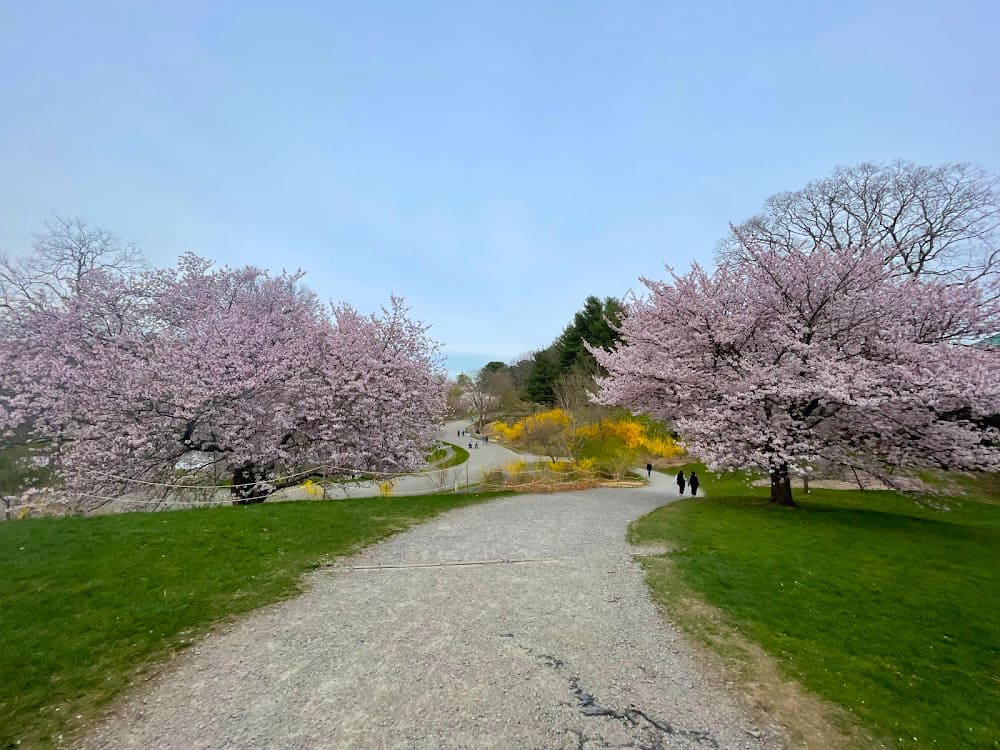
<box><xmin>0</xmin><ymin>253</ymin><xmax>445</xmax><ymax>508</ymax></box>
<box><xmin>594</xmin><ymin>241</ymin><xmax>1000</xmax><ymax>506</ymax></box>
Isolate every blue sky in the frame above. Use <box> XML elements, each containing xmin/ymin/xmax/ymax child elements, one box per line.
<box><xmin>2</xmin><ymin>1</ymin><xmax>998</xmax><ymax>375</ymax></box>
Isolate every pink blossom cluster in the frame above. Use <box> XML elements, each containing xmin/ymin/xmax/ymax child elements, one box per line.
<box><xmin>593</xmin><ymin>241</ymin><xmax>1000</xmax><ymax>481</ymax></box>
<box><xmin>0</xmin><ymin>253</ymin><xmax>446</xmax><ymax>507</ymax></box>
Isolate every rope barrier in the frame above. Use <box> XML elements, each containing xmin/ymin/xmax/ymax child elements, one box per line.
<box><xmin>79</xmin><ymin>455</ymin><xmax>472</xmax><ymax>491</ymax></box>
<box><xmin>58</xmin><ymin>472</ymin><xmax>617</xmax><ymax>509</ymax></box>
<box><xmin>18</xmin><ymin>441</ymin><xmax>635</xmax><ymax>512</ymax></box>
<box><xmin>73</xmin><ymin>441</ymin><xmax>584</xmax><ymax>494</ymax></box>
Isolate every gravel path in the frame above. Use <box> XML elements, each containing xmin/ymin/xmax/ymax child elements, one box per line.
<box><xmin>82</xmin><ymin>473</ymin><xmax>782</xmax><ymax>749</ymax></box>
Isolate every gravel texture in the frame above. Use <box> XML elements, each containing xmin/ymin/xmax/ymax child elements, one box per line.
<box><xmin>82</xmin><ymin>472</ymin><xmax>783</xmax><ymax>749</ymax></box>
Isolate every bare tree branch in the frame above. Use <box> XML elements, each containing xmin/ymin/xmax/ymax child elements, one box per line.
<box><xmin>718</xmin><ymin>161</ymin><xmax>1000</xmax><ymax>285</ymax></box>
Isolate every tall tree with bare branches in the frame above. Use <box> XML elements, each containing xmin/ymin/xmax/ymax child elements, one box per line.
<box><xmin>719</xmin><ymin>161</ymin><xmax>1000</xmax><ymax>284</ymax></box>
<box><xmin>0</xmin><ymin>216</ymin><xmax>145</xmax><ymax>321</ymax></box>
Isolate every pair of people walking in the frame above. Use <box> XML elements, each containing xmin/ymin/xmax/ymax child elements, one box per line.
<box><xmin>647</xmin><ymin>463</ymin><xmax>701</xmax><ymax>497</ymax></box>
<box><xmin>676</xmin><ymin>470</ymin><xmax>700</xmax><ymax>496</ymax></box>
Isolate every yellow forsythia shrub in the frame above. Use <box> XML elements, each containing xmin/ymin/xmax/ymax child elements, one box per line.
<box><xmin>575</xmin><ymin>418</ymin><xmax>684</xmax><ymax>458</ymax></box>
<box><xmin>492</xmin><ymin>421</ymin><xmax>524</xmax><ymax>441</ymax></box>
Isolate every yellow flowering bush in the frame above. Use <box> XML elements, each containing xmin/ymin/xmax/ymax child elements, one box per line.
<box><xmin>575</xmin><ymin>418</ymin><xmax>683</xmax><ymax>458</ymax></box>
<box><xmin>492</xmin><ymin>420</ymin><xmax>524</xmax><ymax>441</ymax></box>
<box><xmin>492</xmin><ymin>409</ymin><xmax>575</xmax><ymax>461</ymax></box>
<box><xmin>301</xmin><ymin>479</ymin><xmax>325</xmax><ymax>499</ymax></box>
<box><xmin>503</xmin><ymin>459</ymin><xmax>529</xmax><ymax>481</ymax></box>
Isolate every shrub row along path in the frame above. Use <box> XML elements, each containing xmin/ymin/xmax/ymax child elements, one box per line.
<box><xmin>82</xmin><ymin>472</ymin><xmax>779</xmax><ymax>750</ymax></box>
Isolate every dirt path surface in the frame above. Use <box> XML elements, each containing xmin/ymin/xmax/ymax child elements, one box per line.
<box><xmin>82</xmin><ymin>474</ymin><xmax>781</xmax><ymax>749</ymax></box>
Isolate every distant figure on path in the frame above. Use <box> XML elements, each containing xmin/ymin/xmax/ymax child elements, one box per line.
<box><xmin>689</xmin><ymin>472</ymin><xmax>700</xmax><ymax>496</ymax></box>
<box><xmin>468</xmin><ymin>442</ymin><xmax>473</xmax><ymax>449</ymax></box>
<box><xmin>676</xmin><ymin>470</ymin><xmax>686</xmax><ymax>495</ymax></box>
<box><xmin>484</xmin><ymin>436</ymin><xmax>489</xmax><ymax>443</ymax></box>
<box><xmin>646</xmin><ymin>462</ymin><xmax>652</xmax><ymax>478</ymax></box>
<box><xmin>474</xmin><ymin>442</ymin><xmax>479</xmax><ymax>449</ymax></box>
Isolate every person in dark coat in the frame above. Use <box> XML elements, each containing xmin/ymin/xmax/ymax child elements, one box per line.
<box><xmin>646</xmin><ymin>462</ymin><xmax>653</xmax><ymax>478</ymax></box>
<box><xmin>676</xmin><ymin>470</ymin><xmax>686</xmax><ymax>495</ymax></box>
<box><xmin>689</xmin><ymin>471</ymin><xmax>700</xmax><ymax>496</ymax></box>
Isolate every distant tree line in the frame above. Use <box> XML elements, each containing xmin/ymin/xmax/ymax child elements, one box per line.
<box><xmin>447</xmin><ymin>296</ymin><xmax>625</xmax><ymax>426</ymax></box>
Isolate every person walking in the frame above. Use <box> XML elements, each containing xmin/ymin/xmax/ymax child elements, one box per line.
<box><xmin>646</xmin><ymin>462</ymin><xmax>652</xmax><ymax>478</ymax></box>
<box><xmin>689</xmin><ymin>471</ymin><xmax>700</xmax><ymax>496</ymax></box>
<box><xmin>676</xmin><ymin>470</ymin><xmax>686</xmax><ymax>495</ymax></box>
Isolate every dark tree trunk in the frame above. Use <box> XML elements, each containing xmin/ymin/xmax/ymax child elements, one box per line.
<box><xmin>769</xmin><ymin>463</ymin><xmax>796</xmax><ymax>507</ymax></box>
<box><xmin>231</xmin><ymin>462</ymin><xmax>269</xmax><ymax>505</ymax></box>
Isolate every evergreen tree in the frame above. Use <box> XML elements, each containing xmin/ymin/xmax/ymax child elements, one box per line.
<box><xmin>519</xmin><ymin>296</ymin><xmax>624</xmax><ymax>405</ymax></box>
<box><xmin>555</xmin><ymin>296</ymin><xmax>623</xmax><ymax>374</ymax></box>
<box><xmin>524</xmin><ymin>349</ymin><xmax>559</xmax><ymax>404</ymax></box>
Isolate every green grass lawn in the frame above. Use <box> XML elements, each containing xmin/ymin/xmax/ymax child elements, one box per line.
<box><xmin>0</xmin><ymin>491</ymin><xmax>506</xmax><ymax>749</ymax></box>
<box><xmin>438</xmin><ymin>441</ymin><xmax>471</xmax><ymax>469</ymax></box>
<box><xmin>425</xmin><ymin>445</ymin><xmax>448</xmax><ymax>463</ymax></box>
<box><xmin>632</xmin><ymin>465</ymin><xmax>1000</xmax><ymax>748</ymax></box>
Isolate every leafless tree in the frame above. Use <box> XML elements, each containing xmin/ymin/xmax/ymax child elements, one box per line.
<box><xmin>719</xmin><ymin>161</ymin><xmax>1000</xmax><ymax>283</ymax></box>
<box><xmin>554</xmin><ymin>369</ymin><xmax>598</xmax><ymax>417</ymax></box>
<box><xmin>520</xmin><ymin>415</ymin><xmax>574</xmax><ymax>463</ymax></box>
<box><xmin>1</xmin><ymin>216</ymin><xmax>145</xmax><ymax>320</ymax></box>
<box><xmin>446</xmin><ymin>373</ymin><xmax>473</xmax><ymax>417</ymax></box>
<box><xmin>467</xmin><ymin>368</ymin><xmax>516</xmax><ymax>429</ymax></box>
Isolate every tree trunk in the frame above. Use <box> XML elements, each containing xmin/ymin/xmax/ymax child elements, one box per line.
<box><xmin>769</xmin><ymin>463</ymin><xmax>796</xmax><ymax>507</ymax></box>
<box><xmin>231</xmin><ymin>462</ymin><xmax>268</xmax><ymax>505</ymax></box>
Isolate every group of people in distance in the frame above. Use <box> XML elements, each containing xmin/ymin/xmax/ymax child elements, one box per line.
<box><xmin>458</xmin><ymin>426</ymin><xmax>488</xmax><ymax>451</ymax></box>
<box><xmin>644</xmin><ymin>463</ymin><xmax>701</xmax><ymax>496</ymax></box>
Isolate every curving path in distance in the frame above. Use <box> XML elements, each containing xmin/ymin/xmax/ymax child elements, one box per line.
<box><xmin>83</xmin><ymin>472</ymin><xmax>777</xmax><ymax>749</ymax></box>
<box><xmin>315</xmin><ymin>419</ymin><xmax>546</xmax><ymax>499</ymax></box>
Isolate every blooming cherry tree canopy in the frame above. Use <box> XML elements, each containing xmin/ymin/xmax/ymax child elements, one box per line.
<box><xmin>594</xmin><ymin>240</ymin><xmax>1000</xmax><ymax>504</ymax></box>
<box><xmin>0</xmin><ymin>254</ymin><xmax>445</xmax><ymax>507</ymax></box>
